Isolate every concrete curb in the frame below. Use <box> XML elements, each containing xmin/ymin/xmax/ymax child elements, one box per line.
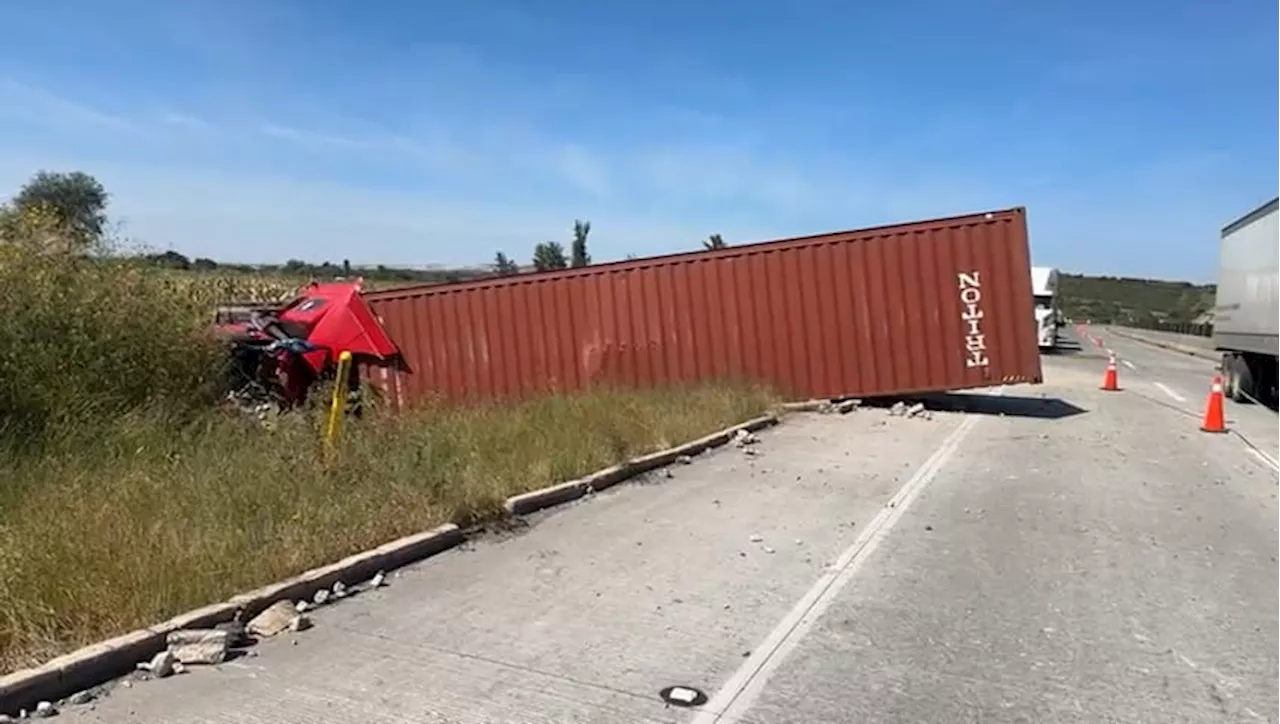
<box><xmin>503</xmin><ymin>414</ymin><xmax>780</xmax><ymax>516</ymax></box>
<box><xmin>0</xmin><ymin>523</ymin><xmax>464</xmax><ymax>714</ymax></box>
<box><xmin>1105</xmin><ymin>327</ymin><xmax>1219</xmax><ymax>362</ymax></box>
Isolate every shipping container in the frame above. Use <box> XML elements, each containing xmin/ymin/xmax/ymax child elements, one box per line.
<box><xmin>362</xmin><ymin>208</ymin><xmax>1043</xmax><ymax>408</ymax></box>
<box><xmin>1211</xmin><ymin>196</ymin><xmax>1278</xmax><ymax>403</ymax></box>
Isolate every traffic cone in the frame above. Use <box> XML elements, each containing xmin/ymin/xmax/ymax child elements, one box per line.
<box><xmin>1100</xmin><ymin>353</ymin><xmax>1120</xmax><ymax>391</ymax></box>
<box><xmin>1200</xmin><ymin>375</ymin><xmax>1227</xmax><ymax>433</ymax></box>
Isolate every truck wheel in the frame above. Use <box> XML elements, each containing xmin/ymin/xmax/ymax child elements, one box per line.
<box><xmin>1233</xmin><ymin>355</ymin><xmax>1256</xmax><ymax>403</ymax></box>
<box><xmin>1222</xmin><ymin>354</ymin><xmax>1242</xmax><ymax>402</ymax></box>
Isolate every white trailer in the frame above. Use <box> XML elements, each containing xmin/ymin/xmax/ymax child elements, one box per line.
<box><xmin>1213</xmin><ymin>197</ymin><xmax>1279</xmax><ymax>404</ymax></box>
<box><xmin>1031</xmin><ymin>266</ymin><xmax>1060</xmax><ymax>350</ymax></box>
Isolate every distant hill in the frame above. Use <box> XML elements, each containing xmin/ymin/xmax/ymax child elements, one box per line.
<box><xmin>1058</xmin><ymin>273</ymin><xmax>1216</xmax><ymax>326</ymax></box>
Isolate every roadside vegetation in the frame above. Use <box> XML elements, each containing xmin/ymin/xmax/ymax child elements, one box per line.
<box><xmin>1059</xmin><ymin>273</ymin><xmax>1216</xmax><ymax>326</ymax></box>
<box><xmin>0</xmin><ymin>171</ymin><xmax>780</xmax><ymax>673</ymax></box>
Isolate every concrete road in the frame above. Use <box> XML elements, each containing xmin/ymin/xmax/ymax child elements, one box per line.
<box><xmin>63</xmin><ymin>342</ymin><xmax>1278</xmax><ymax>724</ymax></box>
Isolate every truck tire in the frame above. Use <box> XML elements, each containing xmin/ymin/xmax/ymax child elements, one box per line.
<box><xmin>1232</xmin><ymin>354</ymin><xmax>1255</xmax><ymax>403</ymax></box>
<box><xmin>1223</xmin><ymin>353</ymin><xmax>1241</xmax><ymax>401</ymax></box>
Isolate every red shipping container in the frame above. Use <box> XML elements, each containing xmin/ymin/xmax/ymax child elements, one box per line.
<box><xmin>362</xmin><ymin>208</ymin><xmax>1043</xmax><ymax>408</ymax></box>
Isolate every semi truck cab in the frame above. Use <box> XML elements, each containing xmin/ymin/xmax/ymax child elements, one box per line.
<box><xmin>1031</xmin><ymin>266</ymin><xmax>1060</xmax><ymax>350</ymax></box>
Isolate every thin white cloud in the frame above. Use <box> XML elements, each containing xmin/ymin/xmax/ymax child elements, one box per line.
<box><xmin>0</xmin><ymin>79</ymin><xmax>139</xmax><ymax>133</ymax></box>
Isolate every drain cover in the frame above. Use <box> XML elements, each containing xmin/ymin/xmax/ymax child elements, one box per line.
<box><xmin>659</xmin><ymin>685</ymin><xmax>708</xmax><ymax>707</ymax></box>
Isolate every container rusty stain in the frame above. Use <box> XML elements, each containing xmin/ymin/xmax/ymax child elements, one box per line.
<box><xmin>362</xmin><ymin>208</ymin><xmax>1043</xmax><ymax>408</ymax></box>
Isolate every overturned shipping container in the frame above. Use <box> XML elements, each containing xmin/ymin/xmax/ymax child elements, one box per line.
<box><xmin>363</xmin><ymin>208</ymin><xmax>1043</xmax><ymax>408</ymax></box>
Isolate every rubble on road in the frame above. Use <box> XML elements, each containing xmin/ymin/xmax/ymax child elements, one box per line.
<box><xmin>886</xmin><ymin>400</ymin><xmax>933</xmax><ymax>420</ymax></box>
<box><xmin>733</xmin><ymin>429</ymin><xmax>759</xmax><ymax>447</ymax></box>
<box><xmin>137</xmin><ymin>650</ymin><xmax>177</xmax><ymax>679</ymax></box>
<box><xmin>247</xmin><ymin>600</ymin><xmax>305</xmax><ymax>638</ymax></box>
<box><xmin>166</xmin><ymin>629</ymin><xmax>231</xmax><ymax>665</ymax></box>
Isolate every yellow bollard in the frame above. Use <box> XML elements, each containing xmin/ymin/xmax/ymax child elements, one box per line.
<box><xmin>324</xmin><ymin>351</ymin><xmax>353</xmax><ymax>452</ymax></box>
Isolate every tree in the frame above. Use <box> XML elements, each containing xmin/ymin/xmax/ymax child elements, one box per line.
<box><xmin>12</xmin><ymin>171</ymin><xmax>109</xmax><ymax>250</ymax></box>
<box><xmin>571</xmin><ymin>219</ymin><xmax>591</xmax><ymax>267</ymax></box>
<box><xmin>703</xmin><ymin>233</ymin><xmax>727</xmax><ymax>250</ymax></box>
<box><xmin>493</xmin><ymin>251</ymin><xmax>520</xmax><ymax>276</ymax></box>
<box><xmin>342</xmin><ymin>259</ymin><xmax>352</xmax><ymax>276</ymax></box>
<box><xmin>532</xmin><ymin>242</ymin><xmax>568</xmax><ymax>272</ymax></box>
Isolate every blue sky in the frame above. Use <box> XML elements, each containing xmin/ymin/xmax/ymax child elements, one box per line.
<box><xmin>0</xmin><ymin>0</ymin><xmax>1275</xmax><ymax>281</ymax></box>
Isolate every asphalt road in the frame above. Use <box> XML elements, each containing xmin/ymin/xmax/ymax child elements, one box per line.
<box><xmin>62</xmin><ymin>334</ymin><xmax>1279</xmax><ymax>724</ymax></box>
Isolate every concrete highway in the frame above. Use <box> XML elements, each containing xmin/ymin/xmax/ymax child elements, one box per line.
<box><xmin>64</xmin><ymin>329</ymin><xmax>1279</xmax><ymax>724</ymax></box>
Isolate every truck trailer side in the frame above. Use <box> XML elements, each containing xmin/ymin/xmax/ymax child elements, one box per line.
<box><xmin>1212</xmin><ymin>197</ymin><xmax>1279</xmax><ymax>404</ymax></box>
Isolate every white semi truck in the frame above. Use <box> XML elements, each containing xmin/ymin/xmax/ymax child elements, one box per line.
<box><xmin>1031</xmin><ymin>266</ymin><xmax>1060</xmax><ymax>350</ymax></box>
<box><xmin>1212</xmin><ymin>197</ymin><xmax>1278</xmax><ymax>404</ymax></box>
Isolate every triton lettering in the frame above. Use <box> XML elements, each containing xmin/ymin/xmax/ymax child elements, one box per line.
<box><xmin>957</xmin><ymin>271</ymin><xmax>990</xmax><ymax>368</ymax></box>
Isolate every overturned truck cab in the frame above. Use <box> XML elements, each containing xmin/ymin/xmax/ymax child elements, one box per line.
<box><xmin>214</xmin><ymin>280</ymin><xmax>399</xmax><ymax>413</ymax></box>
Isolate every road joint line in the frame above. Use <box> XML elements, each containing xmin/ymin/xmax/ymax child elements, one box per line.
<box><xmin>690</xmin><ymin>387</ymin><xmax>1005</xmax><ymax>724</ymax></box>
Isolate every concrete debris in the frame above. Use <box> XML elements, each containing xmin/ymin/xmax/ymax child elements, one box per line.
<box><xmin>763</xmin><ymin>547</ymin><xmax>776</xmax><ymax>555</ymax></box>
<box><xmin>369</xmin><ymin>570</ymin><xmax>387</xmax><ymax>589</ymax></box>
<box><xmin>733</xmin><ymin>429</ymin><xmax>760</xmax><ymax>447</ymax></box>
<box><xmin>675</xmin><ymin>454</ymin><xmax>694</xmax><ymax>465</ymax></box>
<box><xmin>888</xmin><ymin>401</ymin><xmax>908</xmax><ymax>416</ymax></box>
<box><xmin>166</xmin><ymin>628</ymin><xmax>231</xmax><ymax>665</ymax></box>
<box><xmin>33</xmin><ymin>702</ymin><xmax>57</xmax><ymax>718</ymax></box>
<box><xmin>313</xmin><ymin>588</ymin><xmax>330</xmax><ymax>606</ymax></box>
<box><xmin>0</xmin><ymin>714</ymin><xmax>14</xmax><ymax>723</ymax></box>
<box><xmin>907</xmin><ymin>402</ymin><xmax>927</xmax><ymax>417</ymax></box>
<box><xmin>749</xmin><ymin>534</ymin><xmax>763</xmax><ymax>543</ymax></box>
<box><xmin>289</xmin><ymin>614</ymin><xmax>313</xmax><ymax>633</ymax></box>
<box><xmin>65</xmin><ymin>690</ymin><xmax>96</xmax><ymax>707</ymax></box>
<box><xmin>741</xmin><ymin>447</ymin><xmax>760</xmax><ymax>457</ymax></box>
<box><xmin>248</xmin><ymin>600</ymin><xmax>300</xmax><ymax>638</ymax></box>
<box><xmin>664</xmin><ymin>468</ymin><xmax>675</xmax><ymax>479</ymax></box>
<box><xmin>138</xmin><ymin>650</ymin><xmax>176</xmax><ymax>679</ymax></box>
<box><xmin>214</xmin><ymin>613</ymin><xmax>249</xmax><ymax>647</ymax></box>
<box><xmin>296</xmin><ymin>600</ymin><xmax>311</xmax><ymax>613</ymax></box>
<box><xmin>332</xmin><ymin>581</ymin><xmax>348</xmax><ymax>599</ymax></box>
<box><xmin>836</xmin><ymin>399</ymin><xmax>861</xmax><ymax>414</ymax></box>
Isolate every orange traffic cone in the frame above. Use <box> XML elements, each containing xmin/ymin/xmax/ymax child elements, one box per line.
<box><xmin>1200</xmin><ymin>375</ymin><xmax>1227</xmax><ymax>433</ymax></box>
<box><xmin>1100</xmin><ymin>353</ymin><xmax>1120</xmax><ymax>391</ymax></box>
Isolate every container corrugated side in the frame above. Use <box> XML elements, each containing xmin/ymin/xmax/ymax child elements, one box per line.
<box><xmin>363</xmin><ymin>208</ymin><xmax>1042</xmax><ymax>407</ymax></box>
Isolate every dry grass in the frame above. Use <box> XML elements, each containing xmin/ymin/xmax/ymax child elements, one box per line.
<box><xmin>0</xmin><ymin>208</ymin><xmax>781</xmax><ymax>673</ymax></box>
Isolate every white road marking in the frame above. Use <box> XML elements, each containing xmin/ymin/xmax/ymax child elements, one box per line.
<box><xmin>1121</xmin><ymin>360</ymin><xmax>1136</xmax><ymax>371</ymax></box>
<box><xmin>1153</xmin><ymin>382</ymin><xmax>1186</xmax><ymax>403</ymax></box>
<box><xmin>1248</xmin><ymin>448</ymin><xmax>1280</xmax><ymax>474</ymax></box>
<box><xmin>690</xmin><ymin>387</ymin><xmax>1005</xmax><ymax>724</ymax></box>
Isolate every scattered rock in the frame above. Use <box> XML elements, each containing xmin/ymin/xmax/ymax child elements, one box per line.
<box><xmin>369</xmin><ymin>571</ymin><xmax>387</xmax><ymax>588</ymax></box>
<box><xmin>675</xmin><ymin>454</ymin><xmax>694</xmax><ymax>465</ymax></box>
<box><xmin>836</xmin><ymin>399</ymin><xmax>861</xmax><ymax>414</ymax></box>
<box><xmin>296</xmin><ymin>600</ymin><xmax>311</xmax><ymax>613</ymax></box>
<box><xmin>214</xmin><ymin>611</ymin><xmax>249</xmax><ymax>647</ymax></box>
<box><xmin>925</xmin><ymin>524</ymin><xmax>934</xmax><ymax>531</ymax></box>
<box><xmin>733</xmin><ymin>429</ymin><xmax>760</xmax><ymax>447</ymax></box>
<box><xmin>763</xmin><ymin>547</ymin><xmax>776</xmax><ymax>555</ymax></box>
<box><xmin>907</xmin><ymin>402</ymin><xmax>927</xmax><ymax>418</ymax></box>
<box><xmin>664</xmin><ymin>469</ymin><xmax>675</xmax><ymax>479</ymax></box>
<box><xmin>749</xmin><ymin>534</ymin><xmax>763</xmax><ymax>543</ymax></box>
<box><xmin>248</xmin><ymin>600</ymin><xmax>300</xmax><ymax>638</ymax></box>
<box><xmin>138</xmin><ymin>650</ymin><xmax>176</xmax><ymax>679</ymax></box>
<box><xmin>289</xmin><ymin>614</ymin><xmax>313</xmax><ymax>633</ymax></box>
<box><xmin>332</xmin><ymin>581</ymin><xmax>348</xmax><ymax>599</ymax></box>
<box><xmin>0</xmin><ymin>714</ymin><xmax>14</xmax><ymax>723</ymax></box>
<box><xmin>167</xmin><ymin>628</ymin><xmax>231</xmax><ymax>665</ymax></box>
<box><xmin>888</xmin><ymin>401</ymin><xmax>908</xmax><ymax>416</ymax></box>
<box><xmin>313</xmin><ymin>588</ymin><xmax>330</xmax><ymax>606</ymax></box>
<box><xmin>65</xmin><ymin>690</ymin><xmax>96</xmax><ymax>707</ymax></box>
<box><xmin>33</xmin><ymin>702</ymin><xmax>57</xmax><ymax>718</ymax></box>
<box><xmin>741</xmin><ymin>448</ymin><xmax>759</xmax><ymax>457</ymax></box>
